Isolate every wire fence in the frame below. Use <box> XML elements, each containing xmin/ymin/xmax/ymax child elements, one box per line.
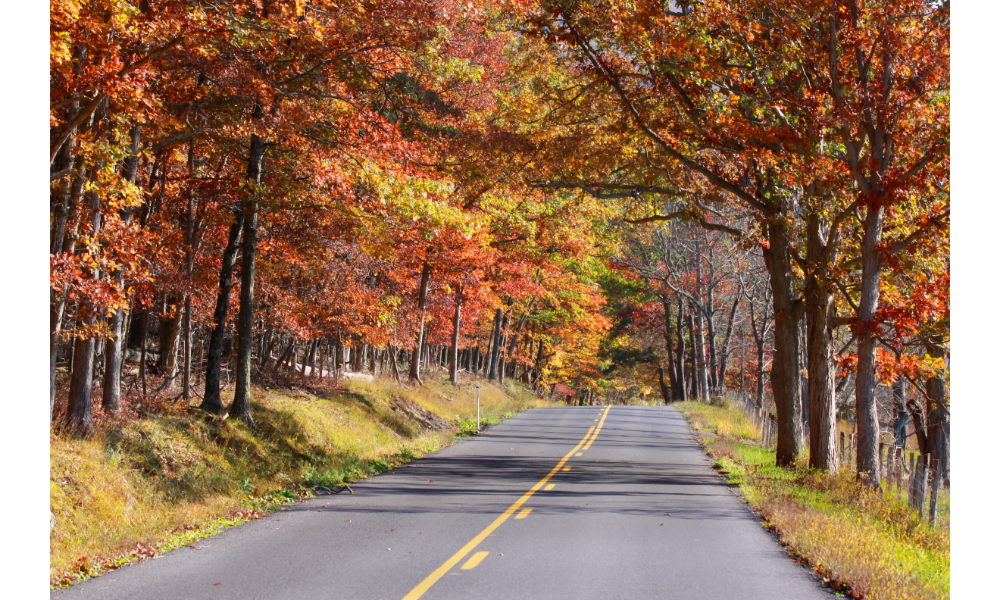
<box><xmin>723</xmin><ymin>391</ymin><xmax>945</xmax><ymax>527</ymax></box>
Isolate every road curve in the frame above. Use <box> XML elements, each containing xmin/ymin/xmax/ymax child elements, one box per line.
<box><xmin>52</xmin><ymin>405</ymin><xmax>833</xmax><ymax>600</ymax></box>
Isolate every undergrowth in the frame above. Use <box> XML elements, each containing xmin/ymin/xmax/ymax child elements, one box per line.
<box><xmin>50</xmin><ymin>370</ymin><xmax>551</xmax><ymax>588</ymax></box>
<box><xmin>676</xmin><ymin>400</ymin><xmax>950</xmax><ymax>600</ymax></box>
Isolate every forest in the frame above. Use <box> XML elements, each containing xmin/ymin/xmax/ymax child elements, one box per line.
<box><xmin>50</xmin><ymin>0</ymin><xmax>949</xmax><ymax>489</ymax></box>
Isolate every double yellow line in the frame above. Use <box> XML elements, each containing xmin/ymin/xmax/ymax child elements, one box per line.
<box><xmin>401</xmin><ymin>406</ymin><xmax>611</xmax><ymax>600</ymax></box>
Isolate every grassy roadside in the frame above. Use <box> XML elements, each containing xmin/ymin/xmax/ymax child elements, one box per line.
<box><xmin>675</xmin><ymin>400</ymin><xmax>949</xmax><ymax>600</ymax></box>
<box><xmin>50</xmin><ymin>371</ymin><xmax>553</xmax><ymax>588</ymax></box>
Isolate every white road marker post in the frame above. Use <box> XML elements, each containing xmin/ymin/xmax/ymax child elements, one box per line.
<box><xmin>476</xmin><ymin>386</ymin><xmax>481</xmax><ymax>431</ymax></box>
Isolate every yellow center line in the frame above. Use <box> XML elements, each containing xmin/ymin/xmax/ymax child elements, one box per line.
<box><xmin>514</xmin><ymin>507</ymin><xmax>532</xmax><ymax>519</ymax></box>
<box><xmin>461</xmin><ymin>551</ymin><xmax>489</xmax><ymax>570</ymax></box>
<box><xmin>400</xmin><ymin>422</ymin><xmax>599</xmax><ymax>600</ymax></box>
<box><xmin>582</xmin><ymin>406</ymin><xmax>611</xmax><ymax>451</ymax></box>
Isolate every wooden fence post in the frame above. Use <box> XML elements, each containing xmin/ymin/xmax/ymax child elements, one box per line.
<box><xmin>849</xmin><ymin>433</ymin><xmax>856</xmax><ymax>470</ymax></box>
<box><xmin>917</xmin><ymin>453</ymin><xmax>930</xmax><ymax>518</ymax></box>
<box><xmin>879</xmin><ymin>443</ymin><xmax>885</xmax><ymax>487</ymax></box>
<box><xmin>886</xmin><ymin>446</ymin><xmax>894</xmax><ymax>494</ymax></box>
<box><xmin>896</xmin><ymin>447</ymin><xmax>905</xmax><ymax>498</ymax></box>
<box><xmin>928</xmin><ymin>458</ymin><xmax>942</xmax><ymax>527</ymax></box>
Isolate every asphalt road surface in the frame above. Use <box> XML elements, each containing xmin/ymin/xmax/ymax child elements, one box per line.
<box><xmin>53</xmin><ymin>405</ymin><xmax>833</xmax><ymax>600</ymax></box>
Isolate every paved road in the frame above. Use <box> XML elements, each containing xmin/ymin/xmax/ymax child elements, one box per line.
<box><xmin>53</xmin><ymin>406</ymin><xmax>833</xmax><ymax>600</ymax></box>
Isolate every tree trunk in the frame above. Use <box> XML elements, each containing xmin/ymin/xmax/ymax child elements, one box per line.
<box><xmin>51</xmin><ymin>166</ymin><xmax>89</xmax><ymax>417</ymax></box>
<box><xmin>67</xmin><ymin>335</ymin><xmax>96</xmax><ymax>436</ymax></box>
<box><xmin>925</xmin><ymin>335</ymin><xmax>949</xmax><ymax>486</ymax></box>
<box><xmin>658</xmin><ymin>367</ymin><xmax>671</xmax><ymax>404</ymax></box>
<box><xmin>805</xmin><ymin>216</ymin><xmax>839</xmax><ymax>471</ymax></box>
<box><xmin>854</xmin><ymin>203</ymin><xmax>884</xmax><ymax>486</ymax></box>
<box><xmin>761</xmin><ymin>216</ymin><xmax>804</xmax><ymax>467</ymax></box>
<box><xmin>318</xmin><ymin>339</ymin><xmax>327</xmax><ymax>379</ymax></box>
<box><xmin>305</xmin><ymin>339</ymin><xmax>317</xmax><ymax>376</ymax></box>
<box><xmin>686</xmin><ymin>313</ymin><xmax>699</xmax><ymax>399</ymax></box>
<box><xmin>450</xmin><ymin>290</ymin><xmax>462</xmax><ymax>384</ymax></box>
<box><xmin>533</xmin><ymin>340</ymin><xmax>544</xmax><ymax>391</ymax></box>
<box><xmin>196</xmin><ymin>333</ymin><xmax>205</xmax><ymax>385</ymax></box>
<box><xmin>388</xmin><ymin>343</ymin><xmax>402</xmax><ymax>383</ymax></box>
<box><xmin>230</xmin><ymin>121</ymin><xmax>264</xmax><ymax>422</ymax></box>
<box><xmin>890</xmin><ymin>377</ymin><xmax>908</xmax><ymax>447</ymax></box>
<box><xmin>497</xmin><ymin>313</ymin><xmax>510</xmax><ymax>384</ymax></box>
<box><xmin>50</xmin><ymin>66</ymin><xmax>87</xmax><ymax>418</ymax></box>
<box><xmin>102</xmin><ymin>124</ymin><xmax>142</xmax><ymax>412</ymax></box>
<box><xmin>908</xmin><ymin>400</ymin><xmax>928</xmax><ymax>455</ymax></box>
<box><xmin>157</xmin><ymin>297</ymin><xmax>184</xmax><ymax>387</ymax></box>
<box><xmin>182</xmin><ymin>296</ymin><xmax>193</xmax><ymax>400</ymax></box>
<box><xmin>716</xmin><ymin>291</ymin><xmax>741</xmax><ymax>395</ymax></box>
<box><xmin>662</xmin><ymin>297</ymin><xmax>679</xmax><ymax>400</ymax></box>
<box><xmin>694</xmin><ymin>307</ymin><xmax>710</xmax><ymax>400</ymax></box>
<box><xmin>200</xmin><ymin>210</ymin><xmax>244</xmax><ymax>413</ymax></box>
<box><xmin>66</xmin><ymin>181</ymin><xmax>103</xmax><ymax>435</ymax></box>
<box><xmin>488</xmin><ymin>308</ymin><xmax>503</xmax><ymax>381</ymax></box>
<box><xmin>272</xmin><ymin>337</ymin><xmax>295</xmax><ymax>374</ymax></box>
<box><xmin>676</xmin><ymin>296</ymin><xmax>687</xmax><ymax>402</ymax></box>
<box><xmin>408</xmin><ymin>261</ymin><xmax>432</xmax><ymax>383</ymax></box>
<box><xmin>139</xmin><ymin>309</ymin><xmax>149</xmax><ymax>397</ymax></box>
<box><xmin>506</xmin><ymin>299</ymin><xmax>535</xmax><ymax>360</ymax></box>
<box><xmin>705</xmin><ymin>291</ymin><xmax>719</xmax><ymax>393</ymax></box>
<box><xmin>750</xmin><ymin>303</ymin><xmax>766</xmax><ymax>409</ymax></box>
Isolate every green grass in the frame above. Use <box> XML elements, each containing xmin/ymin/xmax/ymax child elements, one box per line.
<box><xmin>676</xmin><ymin>400</ymin><xmax>949</xmax><ymax>600</ymax></box>
<box><xmin>50</xmin><ymin>371</ymin><xmax>553</xmax><ymax>588</ymax></box>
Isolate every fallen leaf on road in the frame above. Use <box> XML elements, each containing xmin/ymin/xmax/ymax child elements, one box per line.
<box><xmin>214</xmin><ymin>582</ymin><xmax>221</xmax><ymax>586</ymax></box>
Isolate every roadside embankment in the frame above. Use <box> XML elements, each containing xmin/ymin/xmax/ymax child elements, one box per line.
<box><xmin>676</xmin><ymin>400</ymin><xmax>949</xmax><ymax>600</ymax></box>
<box><xmin>50</xmin><ymin>372</ymin><xmax>552</xmax><ymax>587</ymax></box>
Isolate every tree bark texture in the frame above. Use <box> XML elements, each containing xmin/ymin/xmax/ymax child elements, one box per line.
<box><xmin>408</xmin><ymin>261</ymin><xmax>432</xmax><ymax>383</ymax></box>
<box><xmin>694</xmin><ymin>307</ymin><xmax>710</xmax><ymax>400</ymax></box>
<box><xmin>51</xmin><ymin>166</ymin><xmax>88</xmax><ymax>417</ymax></box>
<box><xmin>230</xmin><ymin>124</ymin><xmax>264</xmax><ymax>422</ymax></box>
<box><xmin>66</xmin><ymin>182</ymin><xmax>103</xmax><ymax>435</ymax></box>
<box><xmin>805</xmin><ymin>217</ymin><xmax>839</xmax><ymax>471</ymax></box>
<box><xmin>450</xmin><ymin>291</ymin><xmax>462</xmax><ymax>384</ymax></box>
<box><xmin>662</xmin><ymin>297</ymin><xmax>679</xmax><ymax>400</ymax></box>
<box><xmin>675</xmin><ymin>297</ymin><xmax>687</xmax><ymax>402</ymax></box>
<box><xmin>497</xmin><ymin>313</ymin><xmax>510</xmax><ymax>384</ymax></box>
<box><xmin>854</xmin><ymin>204</ymin><xmax>884</xmax><ymax>486</ymax></box>
<box><xmin>200</xmin><ymin>210</ymin><xmax>244</xmax><ymax>413</ymax></box>
<box><xmin>488</xmin><ymin>308</ymin><xmax>503</xmax><ymax>381</ymax></box>
<box><xmin>102</xmin><ymin>124</ymin><xmax>143</xmax><ymax>412</ymax></box>
<box><xmin>925</xmin><ymin>335</ymin><xmax>949</xmax><ymax>486</ymax></box>
<box><xmin>716</xmin><ymin>291</ymin><xmax>741</xmax><ymax>395</ymax></box>
<box><xmin>686</xmin><ymin>313</ymin><xmax>698</xmax><ymax>399</ymax></box>
<box><xmin>761</xmin><ymin>216</ymin><xmax>804</xmax><ymax>466</ymax></box>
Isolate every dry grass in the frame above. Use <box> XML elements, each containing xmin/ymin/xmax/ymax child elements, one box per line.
<box><xmin>676</xmin><ymin>400</ymin><xmax>950</xmax><ymax>600</ymax></box>
<box><xmin>50</xmin><ymin>371</ymin><xmax>553</xmax><ymax>587</ymax></box>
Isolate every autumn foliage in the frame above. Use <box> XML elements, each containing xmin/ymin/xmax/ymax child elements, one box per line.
<box><xmin>50</xmin><ymin>0</ymin><xmax>948</xmax><ymax>488</ymax></box>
